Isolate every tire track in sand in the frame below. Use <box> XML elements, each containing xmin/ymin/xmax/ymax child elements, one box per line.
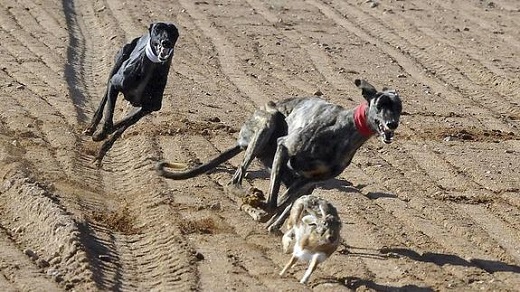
<box><xmin>0</xmin><ymin>226</ymin><xmax>60</xmax><ymax>291</ymax></box>
<box><xmin>60</xmin><ymin>0</ymin><xmax>153</xmax><ymax>290</ymax></box>
<box><xmin>62</xmin><ymin>0</ymin><xmax>200</xmax><ymax>289</ymax></box>
<box><xmin>310</xmin><ymin>0</ymin><xmax>517</xmax><ymax>132</ymax></box>
<box><xmin>62</xmin><ymin>0</ymin><xmax>90</xmax><ymax>123</ymax></box>
<box><xmin>0</xmin><ymin>168</ymin><xmax>95</xmax><ymax>291</ymax></box>
<box><xmin>332</xmin><ymin>0</ymin><xmax>517</xmax><ymax>128</ymax></box>
<box><xmin>245</xmin><ymin>0</ymin><xmax>352</xmax><ymax>94</ymax></box>
<box><xmin>358</xmin><ymin>0</ymin><xmax>519</xmax><ymax>119</ymax></box>
<box><xmin>0</xmin><ymin>0</ymin><xmax>106</xmax><ymax>288</ymax></box>
<box><xmin>178</xmin><ymin>0</ymin><xmax>267</xmax><ymax>107</ymax></box>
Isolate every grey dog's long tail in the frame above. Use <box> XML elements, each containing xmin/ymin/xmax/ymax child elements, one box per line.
<box><xmin>156</xmin><ymin>145</ymin><xmax>242</xmax><ymax>180</ymax></box>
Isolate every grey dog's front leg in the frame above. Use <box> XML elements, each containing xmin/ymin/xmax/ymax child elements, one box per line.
<box><xmin>267</xmin><ymin>203</ymin><xmax>292</xmax><ymax>234</ymax></box>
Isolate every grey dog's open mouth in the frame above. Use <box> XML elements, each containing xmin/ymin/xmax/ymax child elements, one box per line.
<box><xmin>376</xmin><ymin>120</ymin><xmax>395</xmax><ymax>144</ymax></box>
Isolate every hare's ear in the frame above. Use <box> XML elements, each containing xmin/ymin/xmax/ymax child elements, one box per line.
<box><xmin>302</xmin><ymin>215</ymin><xmax>317</xmax><ymax>225</ymax></box>
<box><xmin>355</xmin><ymin>79</ymin><xmax>378</xmax><ymax>102</ymax></box>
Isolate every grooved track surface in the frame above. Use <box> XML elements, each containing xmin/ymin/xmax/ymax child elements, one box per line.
<box><xmin>0</xmin><ymin>0</ymin><xmax>518</xmax><ymax>291</ymax></box>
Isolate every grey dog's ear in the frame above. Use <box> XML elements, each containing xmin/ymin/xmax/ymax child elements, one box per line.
<box><xmin>355</xmin><ymin>79</ymin><xmax>378</xmax><ymax>101</ymax></box>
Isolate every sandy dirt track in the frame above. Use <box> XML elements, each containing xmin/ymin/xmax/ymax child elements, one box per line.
<box><xmin>0</xmin><ymin>0</ymin><xmax>519</xmax><ymax>291</ymax></box>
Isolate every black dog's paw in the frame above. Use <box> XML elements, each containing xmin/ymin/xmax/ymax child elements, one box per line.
<box><xmin>83</xmin><ymin>126</ymin><xmax>95</xmax><ymax>136</ymax></box>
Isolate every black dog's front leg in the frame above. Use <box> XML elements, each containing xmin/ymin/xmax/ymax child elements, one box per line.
<box><xmin>84</xmin><ymin>90</ymin><xmax>109</xmax><ymax>136</ymax></box>
<box><xmin>85</xmin><ymin>38</ymin><xmax>138</xmax><ymax>137</ymax></box>
<box><xmin>92</xmin><ymin>84</ymin><xmax>119</xmax><ymax>142</ymax></box>
<box><xmin>93</xmin><ymin>107</ymin><xmax>151</xmax><ymax>166</ymax></box>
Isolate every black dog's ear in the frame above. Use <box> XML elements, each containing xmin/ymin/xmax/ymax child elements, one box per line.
<box><xmin>355</xmin><ymin>79</ymin><xmax>378</xmax><ymax>101</ymax></box>
<box><xmin>168</xmin><ymin>23</ymin><xmax>180</xmax><ymax>39</ymax></box>
<box><xmin>148</xmin><ymin>23</ymin><xmax>155</xmax><ymax>34</ymax></box>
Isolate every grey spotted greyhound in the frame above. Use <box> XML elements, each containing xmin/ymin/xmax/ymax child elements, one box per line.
<box><xmin>157</xmin><ymin>79</ymin><xmax>402</xmax><ymax>232</ymax></box>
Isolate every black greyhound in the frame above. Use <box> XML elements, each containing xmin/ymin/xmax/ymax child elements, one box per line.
<box><xmin>84</xmin><ymin>22</ymin><xmax>179</xmax><ymax>165</ymax></box>
<box><xmin>157</xmin><ymin>79</ymin><xmax>402</xmax><ymax>232</ymax></box>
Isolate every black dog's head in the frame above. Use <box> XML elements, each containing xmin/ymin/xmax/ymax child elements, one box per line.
<box><xmin>148</xmin><ymin>22</ymin><xmax>179</xmax><ymax>62</ymax></box>
<box><xmin>355</xmin><ymin>79</ymin><xmax>403</xmax><ymax>144</ymax></box>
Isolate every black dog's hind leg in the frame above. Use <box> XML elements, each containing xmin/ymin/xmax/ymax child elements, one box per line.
<box><xmin>93</xmin><ymin>107</ymin><xmax>151</xmax><ymax>166</ymax></box>
<box><xmin>84</xmin><ymin>39</ymin><xmax>136</xmax><ymax>137</ymax></box>
<box><xmin>92</xmin><ymin>85</ymin><xmax>119</xmax><ymax>142</ymax></box>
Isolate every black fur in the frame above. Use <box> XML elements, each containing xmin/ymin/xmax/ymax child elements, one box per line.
<box><xmin>84</xmin><ymin>22</ymin><xmax>179</xmax><ymax>165</ymax></box>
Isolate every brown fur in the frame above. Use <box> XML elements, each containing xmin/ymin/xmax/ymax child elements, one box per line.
<box><xmin>280</xmin><ymin>195</ymin><xmax>342</xmax><ymax>284</ymax></box>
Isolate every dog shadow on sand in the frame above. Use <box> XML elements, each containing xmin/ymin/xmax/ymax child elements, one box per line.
<box><xmin>377</xmin><ymin>247</ymin><xmax>520</xmax><ymax>274</ymax></box>
<box><xmin>209</xmin><ymin>166</ymin><xmax>398</xmax><ymax>200</ymax></box>
<box><xmin>313</xmin><ymin>246</ymin><xmax>520</xmax><ymax>291</ymax></box>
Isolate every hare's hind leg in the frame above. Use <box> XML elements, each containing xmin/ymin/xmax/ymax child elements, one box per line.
<box><xmin>279</xmin><ymin>254</ymin><xmax>298</xmax><ymax>276</ymax></box>
<box><xmin>300</xmin><ymin>253</ymin><xmax>320</xmax><ymax>284</ymax></box>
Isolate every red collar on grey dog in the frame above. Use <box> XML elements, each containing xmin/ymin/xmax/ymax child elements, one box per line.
<box><xmin>145</xmin><ymin>40</ymin><xmax>163</xmax><ymax>63</ymax></box>
<box><xmin>354</xmin><ymin>102</ymin><xmax>374</xmax><ymax>137</ymax></box>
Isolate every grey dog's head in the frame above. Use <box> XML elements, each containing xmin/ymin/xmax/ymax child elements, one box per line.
<box><xmin>355</xmin><ymin>79</ymin><xmax>403</xmax><ymax>144</ymax></box>
<box><xmin>149</xmin><ymin>22</ymin><xmax>179</xmax><ymax>62</ymax></box>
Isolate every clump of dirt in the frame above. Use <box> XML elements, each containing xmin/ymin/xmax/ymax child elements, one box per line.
<box><xmin>89</xmin><ymin>206</ymin><xmax>139</xmax><ymax>234</ymax></box>
<box><xmin>441</xmin><ymin>128</ymin><xmax>516</xmax><ymax>142</ymax></box>
<box><xmin>241</xmin><ymin>187</ymin><xmax>267</xmax><ymax>209</ymax></box>
<box><xmin>178</xmin><ymin>217</ymin><xmax>218</xmax><ymax>235</ymax></box>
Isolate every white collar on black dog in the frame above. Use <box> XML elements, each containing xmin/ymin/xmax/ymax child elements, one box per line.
<box><xmin>145</xmin><ymin>40</ymin><xmax>163</xmax><ymax>63</ymax></box>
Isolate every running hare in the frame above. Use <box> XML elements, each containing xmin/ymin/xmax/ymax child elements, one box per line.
<box><xmin>280</xmin><ymin>195</ymin><xmax>342</xmax><ymax>284</ymax></box>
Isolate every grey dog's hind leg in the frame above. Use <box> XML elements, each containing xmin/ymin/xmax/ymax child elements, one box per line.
<box><xmin>266</xmin><ymin>180</ymin><xmax>315</xmax><ymax>232</ymax></box>
<box><xmin>231</xmin><ymin>111</ymin><xmax>280</xmax><ymax>187</ymax></box>
<box><xmin>231</xmin><ymin>130</ymin><xmax>265</xmax><ymax>186</ymax></box>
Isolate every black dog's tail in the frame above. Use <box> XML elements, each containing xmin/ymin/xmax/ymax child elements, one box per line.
<box><xmin>156</xmin><ymin>145</ymin><xmax>243</xmax><ymax>180</ymax></box>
